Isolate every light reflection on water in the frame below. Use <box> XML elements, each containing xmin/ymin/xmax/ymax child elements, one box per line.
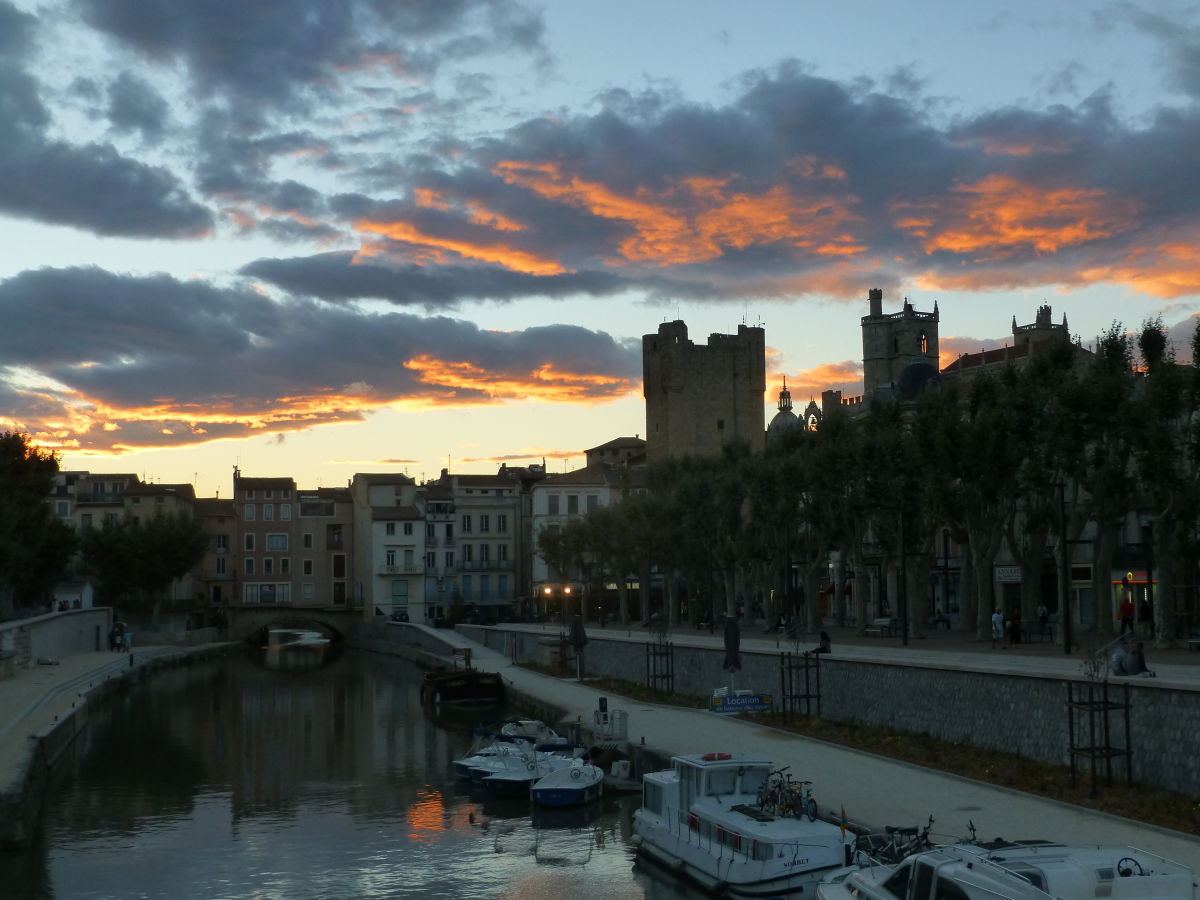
<box><xmin>0</xmin><ymin>649</ymin><xmax>704</xmax><ymax>899</ymax></box>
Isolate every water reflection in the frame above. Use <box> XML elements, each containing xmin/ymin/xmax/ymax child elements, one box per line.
<box><xmin>0</xmin><ymin>649</ymin><xmax>707</xmax><ymax>899</ymax></box>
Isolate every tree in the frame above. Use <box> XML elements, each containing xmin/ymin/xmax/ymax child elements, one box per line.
<box><xmin>0</xmin><ymin>432</ymin><xmax>75</xmax><ymax>617</ymax></box>
<box><xmin>81</xmin><ymin>510</ymin><xmax>208</xmax><ymax>622</ymax></box>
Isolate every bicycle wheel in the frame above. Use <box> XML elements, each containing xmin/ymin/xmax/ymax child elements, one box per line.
<box><xmin>805</xmin><ymin>798</ymin><xmax>818</xmax><ymax>822</ymax></box>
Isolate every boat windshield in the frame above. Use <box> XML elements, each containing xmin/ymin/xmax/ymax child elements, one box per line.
<box><xmin>882</xmin><ymin>861</ymin><xmax>912</xmax><ymax>899</ymax></box>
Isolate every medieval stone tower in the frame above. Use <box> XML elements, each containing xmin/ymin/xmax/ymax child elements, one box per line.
<box><xmin>860</xmin><ymin>288</ymin><xmax>940</xmax><ymax>394</ymax></box>
<box><xmin>642</xmin><ymin>320</ymin><xmax>766</xmax><ymax>463</ymax></box>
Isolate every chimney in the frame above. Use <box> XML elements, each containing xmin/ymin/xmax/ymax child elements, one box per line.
<box><xmin>868</xmin><ymin>287</ymin><xmax>883</xmax><ymax>317</ymax></box>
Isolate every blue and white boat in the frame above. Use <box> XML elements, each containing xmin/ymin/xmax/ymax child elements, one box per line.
<box><xmin>531</xmin><ymin>761</ymin><xmax>604</xmax><ymax>807</ymax></box>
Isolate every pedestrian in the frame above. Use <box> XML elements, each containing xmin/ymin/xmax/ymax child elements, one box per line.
<box><xmin>1125</xmin><ymin>641</ymin><xmax>1156</xmax><ymax>677</ymax></box>
<box><xmin>1111</xmin><ymin>639</ymin><xmax>1131</xmax><ymax>676</ymax></box>
<box><xmin>1008</xmin><ymin>611</ymin><xmax>1022</xmax><ymax>646</ymax></box>
<box><xmin>991</xmin><ymin>608</ymin><xmax>1004</xmax><ymax>648</ymax></box>
<box><xmin>1119</xmin><ymin>596</ymin><xmax>1135</xmax><ymax>636</ymax></box>
<box><xmin>805</xmin><ymin>631</ymin><xmax>832</xmax><ymax>656</ymax></box>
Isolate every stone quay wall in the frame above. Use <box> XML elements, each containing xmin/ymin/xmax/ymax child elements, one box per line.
<box><xmin>458</xmin><ymin>625</ymin><xmax>1200</xmax><ymax>798</ymax></box>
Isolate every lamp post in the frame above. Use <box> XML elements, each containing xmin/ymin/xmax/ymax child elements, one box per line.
<box><xmin>1057</xmin><ymin>482</ymin><xmax>1073</xmax><ymax>655</ymax></box>
<box><xmin>942</xmin><ymin>528</ymin><xmax>951</xmax><ymax>619</ymax></box>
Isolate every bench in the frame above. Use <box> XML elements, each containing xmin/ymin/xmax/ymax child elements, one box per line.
<box><xmin>865</xmin><ymin>617</ymin><xmax>898</xmax><ymax>637</ymax></box>
<box><xmin>1021</xmin><ymin>620</ymin><xmax>1054</xmax><ymax>643</ymax></box>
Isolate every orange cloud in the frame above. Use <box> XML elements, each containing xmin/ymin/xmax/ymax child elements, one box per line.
<box><xmin>778</xmin><ymin>361</ymin><xmax>864</xmax><ymax>401</ymax></box>
<box><xmin>352</xmin><ymin>218</ymin><xmax>565</xmax><ymax>275</ymax></box>
<box><xmin>1077</xmin><ymin>240</ymin><xmax>1200</xmax><ymax>299</ymax></box>
<box><xmin>899</xmin><ymin>175</ymin><xmax>1141</xmax><ymax>257</ymax></box>
<box><xmin>403</xmin><ymin>354</ymin><xmax>637</xmax><ymax>404</ymax></box>
<box><xmin>493</xmin><ymin>159</ymin><xmax>862</xmax><ymax>267</ymax></box>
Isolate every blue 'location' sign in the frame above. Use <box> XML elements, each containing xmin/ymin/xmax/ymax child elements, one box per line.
<box><xmin>710</xmin><ymin>693</ymin><xmax>773</xmax><ymax>714</ymax></box>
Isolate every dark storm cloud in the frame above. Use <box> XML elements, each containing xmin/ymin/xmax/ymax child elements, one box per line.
<box><xmin>313</xmin><ymin>57</ymin><xmax>1200</xmax><ymax>302</ymax></box>
<box><xmin>0</xmin><ymin>267</ymin><xmax>640</xmax><ymax>451</ymax></box>
<box><xmin>240</xmin><ymin>252</ymin><xmax>631</xmax><ymax>307</ymax></box>
<box><xmin>76</xmin><ymin>0</ymin><xmax>547</xmax><ymax>124</ymax></box>
<box><xmin>0</xmin><ymin>2</ymin><xmax>37</xmax><ymax>58</ymax></box>
<box><xmin>106</xmin><ymin>71</ymin><xmax>170</xmax><ymax>142</ymax></box>
<box><xmin>0</xmin><ymin>7</ymin><xmax>212</xmax><ymax>238</ymax></box>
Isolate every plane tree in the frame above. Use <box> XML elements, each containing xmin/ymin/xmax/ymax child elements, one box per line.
<box><xmin>80</xmin><ymin>510</ymin><xmax>209</xmax><ymax>623</ymax></box>
<box><xmin>0</xmin><ymin>432</ymin><xmax>77</xmax><ymax>617</ymax></box>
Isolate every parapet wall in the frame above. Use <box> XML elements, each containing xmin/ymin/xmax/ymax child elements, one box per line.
<box><xmin>457</xmin><ymin>625</ymin><xmax>1200</xmax><ymax>798</ymax></box>
<box><xmin>0</xmin><ymin>609</ymin><xmax>111</xmax><ymax>672</ymax></box>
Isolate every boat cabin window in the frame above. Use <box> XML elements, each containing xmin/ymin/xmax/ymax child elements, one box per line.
<box><xmin>912</xmin><ymin>861</ymin><xmax>935</xmax><ymax>900</ymax></box>
<box><xmin>1006</xmin><ymin>867</ymin><xmax>1046</xmax><ymax>891</ymax></box>
<box><xmin>882</xmin><ymin>862</ymin><xmax>912</xmax><ymax>900</ymax></box>
<box><xmin>740</xmin><ymin>766</ymin><xmax>769</xmax><ymax>796</ymax></box>
<box><xmin>706</xmin><ymin>769</ymin><xmax>737</xmax><ymax>796</ymax></box>
<box><xmin>643</xmin><ymin>782</ymin><xmax>664</xmax><ymax>816</ymax></box>
<box><xmin>934</xmin><ymin>876</ymin><xmax>971</xmax><ymax>900</ymax></box>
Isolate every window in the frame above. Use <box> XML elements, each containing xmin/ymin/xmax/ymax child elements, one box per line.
<box><xmin>403</xmin><ymin>548</ymin><xmax>414</xmax><ymax>567</ymax></box>
<box><xmin>303</xmin><ymin>533</ymin><xmax>313</xmax><ymax>549</ymax></box>
<box><xmin>244</xmin><ymin>558</ymin><xmax>255</xmax><ymax>575</ymax></box>
<box><xmin>586</xmin><ymin>494</ymin><xmax>599</xmax><ymax>512</ymax></box>
<box><xmin>281</xmin><ymin>503</ymin><xmax>292</xmax><ymax>521</ymax></box>
<box><xmin>328</xmin><ymin>524</ymin><xmax>343</xmax><ymax>547</ymax></box>
<box><xmin>244</xmin><ymin>489</ymin><xmax>255</xmax><ymax>500</ymax></box>
<box><xmin>480</xmin><ymin>514</ymin><xmax>490</xmax><ymax>533</ymax></box>
<box><xmin>462</xmin><ymin>514</ymin><xmax>472</xmax><ymax>533</ymax></box>
<box><xmin>480</xmin><ymin>574</ymin><xmax>490</xmax><ymax>601</ymax></box>
<box><xmin>445</xmin><ymin>523</ymin><xmax>453</xmax><ymax>538</ymax></box>
<box><xmin>215</xmin><ymin>534</ymin><xmax>229</xmax><ymax>552</ymax></box>
<box><xmin>463</xmin><ymin>544</ymin><xmax>473</xmax><ymax>562</ymax></box>
<box><xmin>280</xmin><ymin>558</ymin><xmax>290</xmax><ymax>575</ymax></box>
<box><xmin>403</xmin><ymin>522</ymin><xmax>413</xmax><ymax>536</ymax></box>
<box><xmin>386</xmin><ymin>550</ymin><xmax>396</xmax><ymax>566</ymax></box>
<box><xmin>426</xmin><ymin>523</ymin><xmax>435</xmax><ymax>538</ymax></box>
<box><xmin>244</xmin><ymin>504</ymin><xmax>255</xmax><ymax>521</ymax></box>
<box><xmin>498</xmin><ymin>544</ymin><xmax>508</xmax><ymax>562</ymax></box>
<box><xmin>426</xmin><ymin>551</ymin><xmax>436</xmax><ymax>568</ymax></box>
<box><xmin>244</xmin><ymin>534</ymin><xmax>255</xmax><ymax>551</ymax></box>
<box><xmin>497</xmin><ymin>514</ymin><xmax>507</xmax><ymax>533</ymax></box>
<box><xmin>498</xmin><ymin>574</ymin><xmax>508</xmax><ymax>599</ymax></box>
<box><xmin>281</xmin><ymin>489</ymin><xmax>290</xmax><ymax>499</ymax></box>
<box><xmin>266</xmin><ymin>534</ymin><xmax>287</xmax><ymax>551</ymax></box>
<box><xmin>391</xmin><ymin>580</ymin><xmax>408</xmax><ymax>603</ymax></box>
<box><xmin>264</xmin><ymin>489</ymin><xmax>273</xmax><ymax>500</ymax></box>
<box><xmin>386</xmin><ymin>522</ymin><xmax>395</xmax><ymax>536</ymax></box>
<box><xmin>263</xmin><ymin>558</ymin><xmax>274</xmax><ymax>575</ymax></box>
<box><xmin>303</xmin><ymin>559</ymin><xmax>313</xmax><ymax>576</ymax></box>
<box><xmin>332</xmin><ymin>554</ymin><xmax>345</xmax><ymax>578</ymax></box>
<box><xmin>263</xmin><ymin>504</ymin><xmax>274</xmax><ymax>521</ymax></box>
<box><xmin>302</xmin><ymin>583</ymin><xmax>314</xmax><ymax>602</ymax></box>
<box><xmin>548</xmin><ymin>494</ymin><xmax>560</xmax><ymax>515</ymax></box>
<box><xmin>56</xmin><ymin>500</ymin><xmax>69</xmax><ymax>516</ymax></box>
<box><xmin>480</xmin><ymin>544</ymin><xmax>490</xmax><ymax>562</ymax></box>
<box><xmin>81</xmin><ymin>513</ymin><xmax>93</xmax><ymax>529</ymax></box>
<box><xmin>567</xmin><ymin>495</ymin><xmax>579</xmax><ymax>515</ymax></box>
<box><xmin>444</xmin><ymin>551</ymin><xmax>454</xmax><ymax>568</ymax></box>
<box><xmin>461</xmin><ymin>575</ymin><xmax>471</xmax><ymax>599</ymax></box>
<box><xmin>216</xmin><ymin>557</ymin><xmax>226</xmax><ymax>575</ymax></box>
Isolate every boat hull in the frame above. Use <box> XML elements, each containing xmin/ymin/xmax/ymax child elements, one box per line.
<box><xmin>531</xmin><ymin>781</ymin><xmax>603</xmax><ymax>807</ymax></box>
<box><xmin>633</xmin><ymin>820</ymin><xmax>840</xmax><ymax>898</ymax></box>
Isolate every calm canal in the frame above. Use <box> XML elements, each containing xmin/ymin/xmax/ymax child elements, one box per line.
<box><xmin>1</xmin><ymin>648</ymin><xmax>704</xmax><ymax>899</ymax></box>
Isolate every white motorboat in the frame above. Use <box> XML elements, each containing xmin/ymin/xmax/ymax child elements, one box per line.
<box><xmin>816</xmin><ymin>839</ymin><xmax>1198</xmax><ymax>900</ymax></box>
<box><xmin>632</xmin><ymin>752</ymin><xmax>854</xmax><ymax>898</ymax></box>
<box><xmin>480</xmin><ymin>752</ymin><xmax>578</xmax><ymax>797</ymax></box>
<box><xmin>531</xmin><ymin>761</ymin><xmax>604</xmax><ymax>807</ymax></box>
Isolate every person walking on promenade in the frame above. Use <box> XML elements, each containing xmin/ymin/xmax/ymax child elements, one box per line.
<box><xmin>1119</xmin><ymin>595</ymin><xmax>1135</xmax><ymax>636</ymax></box>
<box><xmin>991</xmin><ymin>608</ymin><xmax>1004</xmax><ymax>648</ymax></box>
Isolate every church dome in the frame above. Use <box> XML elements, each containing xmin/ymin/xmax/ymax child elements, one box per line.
<box><xmin>895</xmin><ymin>359</ymin><xmax>942</xmax><ymax>401</ymax></box>
<box><xmin>767</xmin><ymin>378</ymin><xmax>801</xmax><ymax>441</ymax></box>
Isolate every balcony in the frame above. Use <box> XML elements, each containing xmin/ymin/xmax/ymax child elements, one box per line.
<box><xmin>381</xmin><ymin>564</ymin><xmax>420</xmax><ymax>575</ymax></box>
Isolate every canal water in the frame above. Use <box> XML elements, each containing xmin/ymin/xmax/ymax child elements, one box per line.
<box><xmin>0</xmin><ymin>648</ymin><xmax>705</xmax><ymax>899</ymax></box>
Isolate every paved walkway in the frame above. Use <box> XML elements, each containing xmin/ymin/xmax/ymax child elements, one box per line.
<box><xmin>1</xmin><ymin>626</ymin><xmax>1197</xmax><ymax>871</ymax></box>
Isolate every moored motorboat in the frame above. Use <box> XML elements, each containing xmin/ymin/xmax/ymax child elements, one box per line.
<box><xmin>815</xmin><ymin>839</ymin><xmax>1198</xmax><ymax>900</ymax></box>
<box><xmin>480</xmin><ymin>752</ymin><xmax>578</xmax><ymax>797</ymax></box>
<box><xmin>531</xmin><ymin>761</ymin><xmax>604</xmax><ymax>807</ymax></box>
<box><xmin>632</xmin><ymin>752</ymin><xmax>854</xmax><ymax>898</ymax></box>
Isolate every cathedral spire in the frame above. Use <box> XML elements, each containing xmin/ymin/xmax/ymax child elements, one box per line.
<box><xmin>777</xmin><ymin>376</ymin><xmax>793</xmax><ymax>413</ymax></box>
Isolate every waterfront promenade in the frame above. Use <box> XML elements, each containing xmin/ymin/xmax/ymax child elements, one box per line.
<box><xmin>2</xmin><ymin>623</ymin><xmax>1198</xmax><ymax>872</ymax></box>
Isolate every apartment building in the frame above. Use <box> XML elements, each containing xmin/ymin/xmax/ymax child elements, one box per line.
<box><xmin>350</xmin><ymin>473</ymin><xmax>424</xmax><ymax>620</ymax></box>
<box><xmin>427</xmin><ymin>469</ymin><xmax>522</xmax><ymax>619</ymax></box>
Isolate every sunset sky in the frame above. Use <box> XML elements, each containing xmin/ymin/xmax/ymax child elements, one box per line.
<box><xmin>2</xmin><ymin>0</ymin><xmax>1199</xmax><ymax>497</ymax></box>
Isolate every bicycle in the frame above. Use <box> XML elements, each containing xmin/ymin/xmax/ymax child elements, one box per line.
<box><xmin>855</xmin><ymin>815</ymin><xmax>935</xmax><ymax>864</ymax></box>
<box><xmin>756</xmin><ymin>768</ymin><xmax>818</xmax><ymax>821</ymax></box>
